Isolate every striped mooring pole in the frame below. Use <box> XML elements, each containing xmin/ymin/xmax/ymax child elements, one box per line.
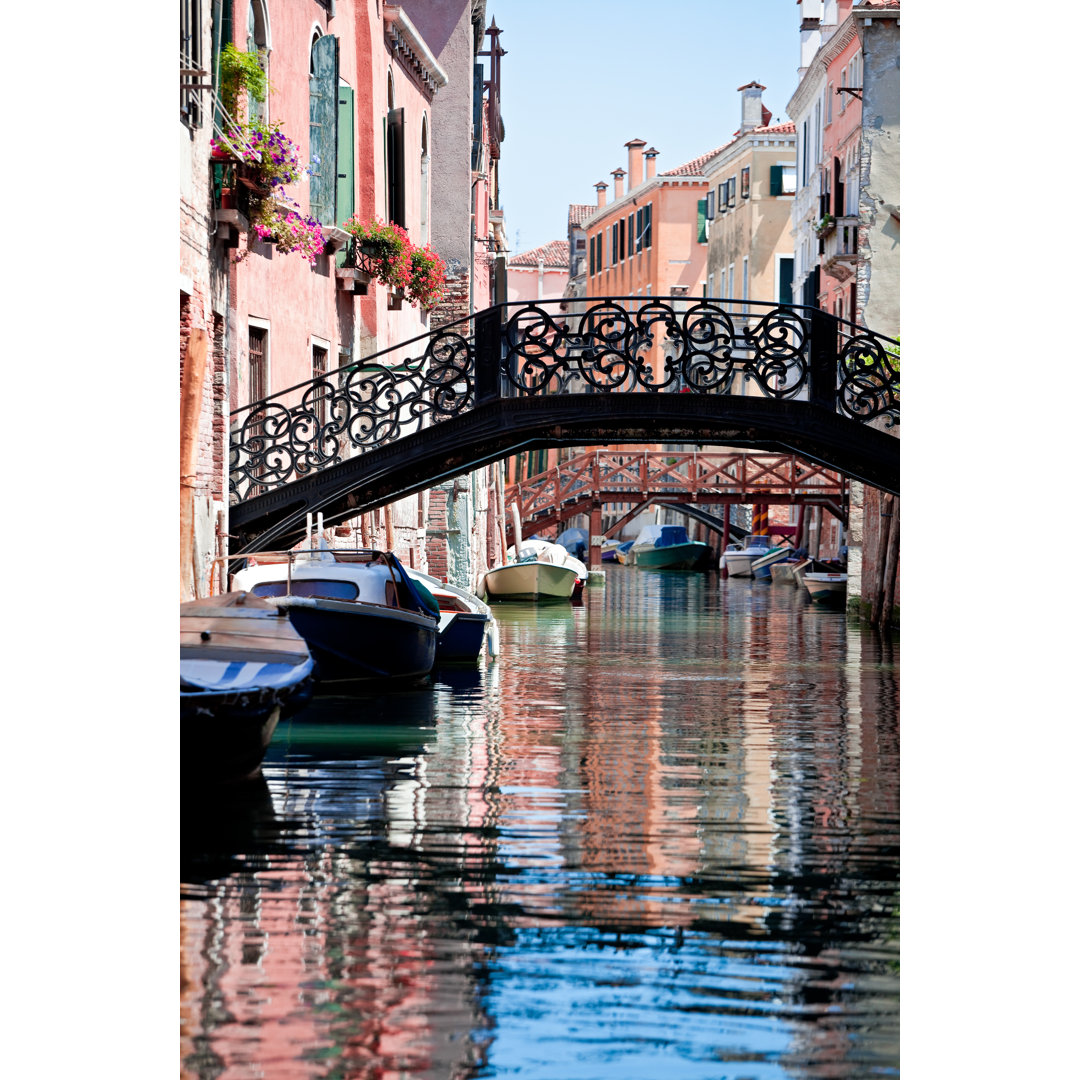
<box><xmin>752</xmin><ymin>503</ymin><xmax>769</xmax><ymax>537</ymax></box>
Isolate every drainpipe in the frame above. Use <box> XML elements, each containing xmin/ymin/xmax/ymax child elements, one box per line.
<box><xmin>180</xmin><ymin>328</ymin><xmax>209</xmax><ymax>600</ymax></box>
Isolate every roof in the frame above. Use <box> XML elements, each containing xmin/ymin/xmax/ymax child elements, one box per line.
<box><xmin>856</xmin><ymin>0</ymin><xmax>900</xmax><ymax>7</ymax></box>
<box><xmin>508</xmin><ymin>240</ymin><xmax>569</xmax><ymax>269</ymax></box>
<box><xmin>661</xmin><ymin>122</ymin><xmax>796</xmax><ymax>178</ymax></box>
<box><xmin>568</xmin><ymin>204</ymin><xmax>595</xmax><ymax>226</ymax></box>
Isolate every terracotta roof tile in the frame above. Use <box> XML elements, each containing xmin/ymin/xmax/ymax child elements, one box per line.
<box><xmin>568</xmin><ymin>204</ymin><xmax>595</xmax><ymax>226</ymax></box>
<box><xmin>508</xmin><ymin>240</ymin><xmax>569</xmax><ymax>269</ymax></box>
<box><xmin>661</xmin><ymin>123</ymin><xmax>796</xmax><ymax>177</ymax></box>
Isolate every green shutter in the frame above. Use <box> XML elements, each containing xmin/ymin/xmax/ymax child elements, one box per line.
<box><xmin>697</xmin><ymin>199</ymin><xmax>708</xmax><ymax>243</ymax></box>
<box><xmin>335</xmin><ymin>84</ymin><xmax>355</xmax><ymax>268</ymax></box>
<box><xmin>336</xmin><ymin>85</ymin><xmax>355</xmax><ymax>226</ymax></box>
<box><xmin>309</xmin><ymin>35</ymin><xmax>339</xmax><ymax>225</ymax></box>
<box><xmin>770</xmin><ymin>164</ymin><xmax>782</xmax><ymax>196</ymax></box>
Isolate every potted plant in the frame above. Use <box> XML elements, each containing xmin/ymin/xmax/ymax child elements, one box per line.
<box><xmin>814</xmin><ymin>212</ymin><xmax>836</xmax><ymax>238</ymax></box>
<box><xmin>218</xmin><ymin>43</ymin><xmax>268</xmax><ymax>124</ymax></box>
<box><xmin>250</xmin><ymin>202</ymin><xmax>326</xmax><ymax>264</ymax></box>
<box><xmin>342</xmin><ymin>215</ymin><xmax>413</xmax><ymax>291</ymax></box>
<box><xmin>405</xmin><ymin>244</ymin><xmax>448</xmax><ymax>309</ymax></box>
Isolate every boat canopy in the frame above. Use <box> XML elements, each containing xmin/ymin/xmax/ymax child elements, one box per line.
<box><xmin>633</xmin><ymin>525</ymin><xmax>692</xmax><ymax>548</ymax></box>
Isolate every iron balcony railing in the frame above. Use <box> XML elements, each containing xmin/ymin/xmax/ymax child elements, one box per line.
<box><xmin>228</xmin><ymin>298</ymin><xmax>899</xmax><ymax>503</ymax></box>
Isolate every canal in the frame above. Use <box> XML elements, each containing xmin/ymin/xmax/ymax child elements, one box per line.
<box><xmin>181</xmin><ymin>567</ymin><xmax>900</xmax><ymax>1079</ymax></box>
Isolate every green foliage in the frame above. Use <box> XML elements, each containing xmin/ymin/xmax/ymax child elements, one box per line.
<box><xmin>219</xmin><ymin>43</ymin><xmax>267</xmax><ymax>121</ymax></box>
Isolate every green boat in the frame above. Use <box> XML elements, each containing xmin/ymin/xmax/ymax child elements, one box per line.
<box><xmin>628</xmin><ymin>525</ymin><xmax>712</xmax><ymax>570</ymax></box>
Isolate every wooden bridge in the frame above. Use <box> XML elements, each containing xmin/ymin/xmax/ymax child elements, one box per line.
<box><xmin>227</xmin><ymin>298</ymin><xmax>898</xmax><ymax>554</ymax></box>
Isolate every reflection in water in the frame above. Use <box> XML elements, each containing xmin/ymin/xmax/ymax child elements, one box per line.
<box><xmin>181</xmin><ymin>568</ymin><xmax>899</xmax><ymax>1079</ymax></box>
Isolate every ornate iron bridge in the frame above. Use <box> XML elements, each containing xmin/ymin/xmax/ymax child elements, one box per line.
<box><xmin>229</xmin><ymin>298</ymin><xmax>899</xmax><ymax>553</ymax></box>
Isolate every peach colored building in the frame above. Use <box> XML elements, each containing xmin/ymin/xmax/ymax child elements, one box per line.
<box><xmin>583</xmin><ymin>138</ymin><xmax>717</xmax><ymax>304</ymax></box>
<box><xmin>505</xmin><ymin>240</ymin><xmax>569</xmax><ymax>304</ymax></box>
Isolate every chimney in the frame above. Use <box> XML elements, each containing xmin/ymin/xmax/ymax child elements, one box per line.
<box><xmin>737</xmin><ymin>82</ymin><xmax>766</xmax><ymax>134</ymax></box>
<box><xmin>625</xmin><ymin>138</ymin><xmax>646</xmax><ymax>190</ymax></box>
<box><xmin>644</xmin><ymin>147</ymin><xmax>659</xmax><ymax>180</ymax></box>
<box><xmin>611</xmin><ymin>167</ymin><xmax>626</xmax><ymax>201</ymax></box>
<box><xmin>594</xmin><ymin>181</ymin><xmax>608</xmax><ymax>208</ymax></box>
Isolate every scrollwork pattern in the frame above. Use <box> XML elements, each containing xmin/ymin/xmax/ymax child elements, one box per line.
<box><xmin>837</xmin><ymin>334</ymin><xmax>899</xmax><ymax>424</ymax></box>
<box><xmin>230</xmin><ymin>331</ymin><xmax>474</xmax><ymax>501</ymax></box>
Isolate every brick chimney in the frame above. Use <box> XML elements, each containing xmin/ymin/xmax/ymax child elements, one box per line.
<box><xmin>611</xmin><ymin>167</ymin><xmax>626</xmax><ymax>201</ymax></box>
<box><xmin>594</xmin><ymin>181</ymin><xmax>608</xmax><ymax>208</ymax></box>
<box><xmin>625</xmin><ymin>138</ymin><xmax>646</xmax><ymax>190</ymax></box>
<box><xmin>644</xmin><ymin>147</ymin><xmax>659</xmax><ymax>180</ymax></box>
<box><xmin>737</xmin><ymin>82</ymin><xmax>766</xmax><ymax>133</ymax></box>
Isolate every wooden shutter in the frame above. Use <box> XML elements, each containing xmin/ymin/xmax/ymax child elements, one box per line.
<box><xmin>697</xmin><ymin>199</ymin><xmax>708</xmax><ymax>243</ymax></box>
<box><xmin>770</xmin><ymin>164</ymin><xmax>782</xmax><ymax>196</ymax></box>
<box><xmin>471</xmin><ymin>63</ymin><xmax>484</xmax><ymax>169</ymax></box>
<box><xmin>597</xmin><ymin>230</ymin><xmax>603</xmax><ymax>270</ymax></box>
<box><xmin>779</xmin><ymin>257</ymin><xmax>794</xmax><ymax>307</ymax></box>
<box><xmin>834</xmin><ymin>157</ymin><xmax>844</xmax><ymax>218</ymax></box>
<box><xmin>387</xmin><ymin>107</ymin><xmax>405</xmax><ymax>227</ymax></box>
<box><xmin>309</xmin><ymin>35</ymin><xmax>339</xmax><ymax>225</ymax></box>
<box><xmin>589</xmin><ymin>236</ymin><xmax>595</xmax><ymax>276</ymax></box>
<box><xmin>336</xmin><ymin>85</ymin><xmax>355</xmax><ymax>227</ymax></box>
<box><xmin>643</xmin><ymin>205</ymin><xmax>652</xmax><ymax>249</ymax></box>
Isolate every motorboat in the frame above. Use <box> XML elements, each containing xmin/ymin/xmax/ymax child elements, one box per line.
<box><xmin>722</xmin><ymin>535</ymin><xmax>773</xmax><ymax>578</ymax></box>
<box><xmin>600</xmin><ymin>538</ymin><xmax>626</xmax><ymax>562</ymax></box>
<box><xmin>555</xmin><ymin>527</ymin><xmax>588</xmax><ymax>562</ymax></box>
<box><xmin>627</xmin><ymin>524</ymin><xmax>712</xmax><ymax>570</ymax></box>
<box><xmin>482</xmin><ymin>538</ymin><xmax>585</xmax><ymax>602</ymax></box>
<box><xmin>771</xmin><ymin>557</ymin><xmax>811</xmax><ymax>586</ymax></box>
<box><xmin>181</xmin><ymin>591</ymin><xmax>316</xmax><ymax>784</ymax></box>
<box><xmin>613</xmin><ymin>540</ymin><xmax>635</xmax><ymax>564</ymax></box>
<box><xmin>750</xmin><ymin>545</ymin><xmax>795</xmax><ymax>581</ymax></box>
<box><xmin>230</xmin><ymin>546</ymin><xmax>439</xmax><ymax>685</ymax></box>
<box><xmin>405</xmin><ymin>568</ymin><xmax>500</xmax><ymax>663</ymax></box>
<box><xmin>802</xmin><ymin>571</ymin><xmax>849</xmax><ymax>605</ymax></box>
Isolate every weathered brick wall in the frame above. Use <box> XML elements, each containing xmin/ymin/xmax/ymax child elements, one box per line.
<box><xmin>429</xmin><ymin>271</ymin><xmax>470</xmax><ymax>328</ymax></box>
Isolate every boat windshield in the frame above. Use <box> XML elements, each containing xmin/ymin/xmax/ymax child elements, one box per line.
<box><xmin>251</xmin><ymin>580</ymin><xmax>360</xmax><ymax>601</ymax></box>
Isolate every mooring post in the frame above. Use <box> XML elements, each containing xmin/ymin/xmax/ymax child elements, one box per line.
<box><xmin>808</xmin><ymin>307</ymin><xmax>840</xmax><ymax>413</ymax></box>
<box><xmin>474</xmin><ymin>305</ymin><xmax>503</xmax><ymax>404</ymax></box>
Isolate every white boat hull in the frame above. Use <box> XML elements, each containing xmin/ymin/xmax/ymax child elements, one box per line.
<box><xmin>803</xmin><ymin>572</ymin><xmax>848</xmax><ymax>604</ymax></box>
<box><xmin>724</xmin><ymin>553</ymin><xmax>760</xmax><ymax>578</ymax></box>
<box><xmin>483</xmin><ymin>560</ymin><xmax>578</xmax><ymax>601</ymax></box>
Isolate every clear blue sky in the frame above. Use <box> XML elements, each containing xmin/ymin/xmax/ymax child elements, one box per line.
<box><xmin>490</xmin><ymin>0</ymin><xmax>799</xmax><ymax>255</ymax></box>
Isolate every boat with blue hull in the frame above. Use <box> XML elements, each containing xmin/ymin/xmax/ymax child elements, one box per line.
<box><xmin>405</xmin><ymin>569</ymin><xmax>500</xmax><ymax>663</ymax></box>
<box><xmin>231</xmin><ymin>548</ymin><xmax>439</xmax><ymax>686</ymax></box>
<box><xmin>181</xmin><ymin>591</ymin><xmax>316</xmax><ymax>784</ymax></box>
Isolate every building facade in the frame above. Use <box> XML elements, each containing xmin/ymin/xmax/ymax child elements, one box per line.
<box><xmin>180</xmin><ymin>0</ymin><xmax>505</xmax><ymax>600</ymax></box>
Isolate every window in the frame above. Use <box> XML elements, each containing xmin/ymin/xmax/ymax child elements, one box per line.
<box><xmin>589</xmin><ymin>236</ymin><xmax>595</xmax><ymax>276</ymax></box>
<box><xmin>252</xmin><ymin>579</ymin><xmax>360</xmax><ymax>601</ymax></box>
<box><xmin>619</xmin><ymin>218</ymin><xmax>625</xmax><ymax>261</ymax></box>
<box><xmin>635</xmin><ymin>208</ymin><xmax>643</xmax><ymax>252</ymax></box>
<box><xmin>697</xmin><ymin>198</ymin><xmax>708</xmax><ymax>243</ymax></box>
<box><xmin>826</xmin><ymin>82</ymin><xmax>833</xmax><ymax>125</ymax></box>
<box><xmin>419</xmin><ymin>117</ymin><xmax>430</xmax><ymax>245</ymax></box>
<box><xmin>312</xmin><ymin>344</ymin><xmax>328</xmax><ymax>424</ymax></box>
<box><xmin>246</xmin><ymin>2</ymin><xmax>270</xmax><ymax>124</ymax></box>
<box><xmin>705</xmin><ymin>189</ymin><xmax>715</xmax><ymax>220</ymax></box>
<box><xmin>642</xmin><ymin>204</ymin><xmax>652</xmax><ymax>249</ymax></box>
<box><xmin>248</xmin><ymin>325</ymin><xmax>268</xmax><ymax>404</ymax></box>
<box><xmin>770</xmin><ymin>165</ymin><xmax>796</xmax><ymax>196</ymax></box>
<box><xmin>741</xmin><ymin>166</ymin><xmax>750</xmax><ymax>199</ymax></box>
<box><xmin>742</xmin><ymin>256</ymin><xmax>749</xmax><ymax>313</ymax></box>
<box><xmin>840</xmin><ymin>69</ymin><xmax>847</xmax><ymax>113</ymax></box>
<box><xmin>180</xmin><ymin>0</ymin><xmax>202</xmax><ymax>128</ymax></box>
<box><xmin>726</xmin><ymin>177</ymin><xmax>736</xmax><ymax>208</ymax></box>
<box><xmin>801</xmin><ymin>121</ymin><xmax>809</xmax><ymax>186</ymax></box>
<box><xmin>597</xmin><ymin>230</ymin><xmax>603</xmax><ymax>270</ymax></box>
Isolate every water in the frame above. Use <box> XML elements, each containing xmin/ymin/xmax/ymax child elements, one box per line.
<box><xmin>181</xmin><ymin>568</ymin><xmax>899</xmax><ymax>1079</ymax></box>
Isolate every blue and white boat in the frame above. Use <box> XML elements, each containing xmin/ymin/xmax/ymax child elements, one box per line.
<box><xmin>723</xmin><ymin>535</ymin><xmax>773</xmax><ymax>578</ymax></box>
<box><xmin>181</xmin><ymin>591</ymin><xmax>316</xmax><ymax>783</ymax></box>
<box><xmin>231</xmin><ymin>547</ymin><xmax>439</xmax><ymax>686</ymax></box>
<box><xmin>405</xmin><ymin>568</ymin><xmax>500</xmax><ymax>663</ymax></box>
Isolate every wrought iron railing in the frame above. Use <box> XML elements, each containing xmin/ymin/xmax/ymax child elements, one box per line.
<box><xmin>229</xmin><ymin>298</ymin><xmax>898</xmax><ymax>503</ymax></box>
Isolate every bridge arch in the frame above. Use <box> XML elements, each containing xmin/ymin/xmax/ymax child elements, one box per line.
<box><xmin>228</xmin><ymin>297</ymin><xmax>898</xmax><ymax>553</ymax></box>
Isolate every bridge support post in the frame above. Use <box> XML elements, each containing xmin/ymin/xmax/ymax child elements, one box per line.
<box><xmin>589</xmin><ymin>502</ymin><xmax>603</xmax><ymax>569</ymax></box>
<box><xmin>808</xmin><ymin>308</ymin><xmax>840</xmax><ymax>411</ymax></box>
<box><xmin>475</xmin><ymin>306</ymin><xmax>503</xmax><ymax>404</ymax></box>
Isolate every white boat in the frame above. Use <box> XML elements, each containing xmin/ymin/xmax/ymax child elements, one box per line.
<box><xmin>723</xmin><ymin>535</ymin><xmax>773</xmax><ymax>578</ymax></box>
<box><xmin>405</xmin><ymin>568</ymin><xmax>499</xmax><ymax>662</ymax></box>
<box><xmin>802</xmin><ymin>571</ymin><xmax>848</xmax><ymax>605</ymax></box>
<box><xmin>231</xmin><ymin>546</ymin><xmax>439</xmax><ymax>684</ymax></box>
<box><xmin>482</xmin><ymin>538</ymin><xmax>585</xmax><ymax>602</ymax></box>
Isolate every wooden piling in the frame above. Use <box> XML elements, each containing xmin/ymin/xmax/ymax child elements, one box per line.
<box><xmin>180</xmin><ymin>328</ymin><xmax>209</xmax><ymax>601</ymax></box>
